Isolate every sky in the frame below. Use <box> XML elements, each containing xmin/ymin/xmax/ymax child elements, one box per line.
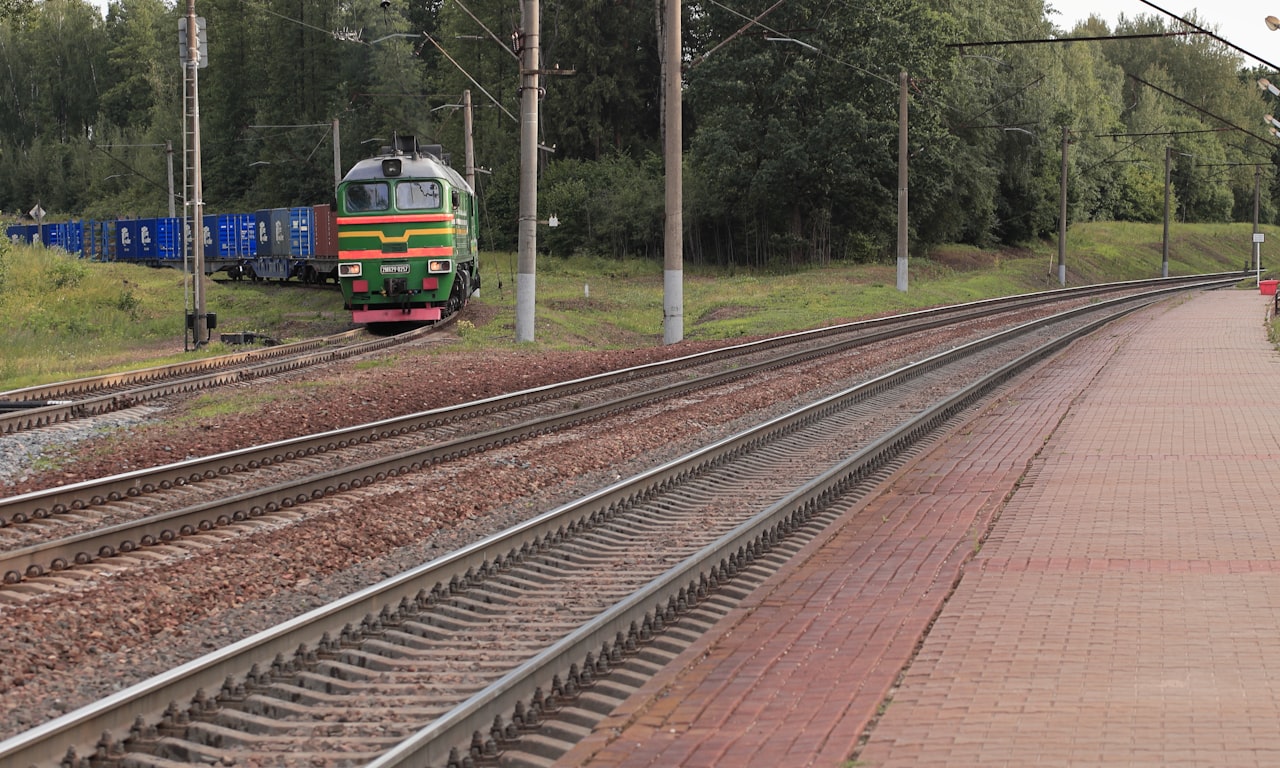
<box><xmin>1047</xmin><ymin>0</ymin><xmax>1280</xmax><ymax>70</ymax></box>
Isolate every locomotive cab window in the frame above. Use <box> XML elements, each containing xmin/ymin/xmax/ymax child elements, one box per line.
<box><xmin>397</xmin><ymin>180</ymin><xmax>442</xmax><ymax>211</ymax></box>
<box><xmin>346</xmin><ymin>182</ymin><xmax>390</xmax><ymax>213</ymax></box>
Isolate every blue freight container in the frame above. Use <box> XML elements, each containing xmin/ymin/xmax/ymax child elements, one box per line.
<box><xmin>5</xmin><ymin>224</ymin><xmax>32</xmax><ymax>244</ymax></box>
<box><xmin>40</xmin><ymin>222</ymin><xmax>69</xmax><ymax>250</ymax></box>
<box><xmin>115</xmin><ymin>220</ymin><xmax>142</xmax><ymax>261</ymax></box>
<box><xmin>269</xmin><ymin>208</ymin><xmax>289</xmax><ymax>255</ymax></box>
<box><xmin>136</xmin><ymin>218</ymin><xmax>158</xmax><ymax>260</ymax></box>
<box><xmin>254</xmin><ymin>209</ymin><xmax>275</xmax><ymax>257</ymax></box>
<box><xmin>237</xmin><ymin>213</ymin><xmax>257</xmax><ymax>257</ymax></box>
<box><xmin>155</xmin><ymin>217</ymin><xmax>182</xmax><ymax>260</ymax></box>
<box><xmin>64</xmin><ymin>220</ymin><xmax>85</xmax><ymax>256</ymax></box>
<box><xmin>203</xmin><ymin>214</ymin><xmax>221</xmax><ymax>259</ymax></box>
<box><xmin>86</xmin><ymin>221</ymin><xmax>109</xmax><ymax>260</ymax></box>
<box><xmin>215</xmin><ymin>215</ymin><xmax>240</xmax><ymax>258</ymax></box>
<box><xmin>98</xmin><ymin>221</ymin><xmax>117</xmax><ymax>261</ymax></box>
<box><xmin>290</xmin><ymin>206</ymin><xmax>315</xmax><ymax>256</ymax></box>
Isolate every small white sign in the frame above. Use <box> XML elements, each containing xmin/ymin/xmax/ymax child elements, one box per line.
<box><xmin>29</xmin><ymin>204</ymin><xmax>45</xmax><ymax>220</ymax></box>
<box><xmin>1254</xmin><ymin>233</ymin><xmax>1265</xmax><ymax>243</ymax></box>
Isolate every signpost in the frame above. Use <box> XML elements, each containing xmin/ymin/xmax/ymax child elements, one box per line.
<box><xmin>1254</xmin><ymin>231</ymin><xmax>1265</xmax><ymax>286</ymax></box>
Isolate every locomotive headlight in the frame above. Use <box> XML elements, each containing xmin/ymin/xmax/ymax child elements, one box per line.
<box><xmin>338</xmin><ymin>262</ymin><xmax>363</xmax><ymax>278</ymax></box>
<box><xmin>427</xmin><ymin>259</ymin><xmax>453</xmax><ymax>274</ymax></box>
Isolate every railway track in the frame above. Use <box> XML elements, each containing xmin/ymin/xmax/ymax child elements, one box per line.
<box><xmin>0</xmin><ymin>274</ymin><xmax>1234</xmax><ymax>440</ymax></box>
<box><xmin>0</xmin><ymin>276</ymin><xmax>1236</xmax><ymax>587</ymax></box>
<box><xmin>0</xmin><ymin>283</ymin><xmax>1220</xmax><ymax>767</ymax></box>
<box><xmin>0</xmin><ymin>320</ymin><xmax>452</xmax><ymax>435</ymax></box>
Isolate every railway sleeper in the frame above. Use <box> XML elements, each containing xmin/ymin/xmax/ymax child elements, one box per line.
<box><xmin>572</xmin><ymin>680</ymin><xmax>645</xmax><ymax>711</ymax></box>
<box><xmin>148</xmin><ymin>731</ymin><xmax>386</xmax><ymax>764</ymax></box>
<box><xmin>381</xmin><ymin>628</ymin><xmax>541</xmax><ymax>651</ymax></box>
<box><xmin>515</xmin><ymin>558</ymin><xmax>583</xmax><ymax>578</ymax></box>
<box><xmin>335</xmin><ymin>647</ymin><xmax>520</xmax><ymax>674</ymax></box>
<box><xmin>259</xmin><ymin>682</ymin><xmax>454</xmax><ymax>715</ymax></box>
<box><xmin>291</xmin><ymin>671</ymin><xmax>486</xmax><ymax>698</ymax></box>
<box><xmin>182</xmin><ymin>717</ymin><xmax>412</xmax><ymax>745</ymax></box>
<box><xmin>392</xmin><ymin>621</ymin><xmax>487</xmax><ymax>643</ymax></box>
<box><xmin>434</xmin><ymin>594</ymin><xmax>513</xmax><ymax>615</ymax></box>
<box><xmin>359</xmin><ymin>636</ymin><xmax>546</xmax><ymax>662</ymax></box>
<box><xmin>487</xmin><ymin>730</ymin><xmax>568</xmax><ymax>765</ymax></box>
<box><xmin>486</xmin><ymin>570</ymin><xmax>567</xmax><ymax>590</ymax></box>
<box><xmin>118</xmin><ymin>752</ymin><xmax>195</xmax><ymax>768</ymax></box>
<box><xmin>236</xmin><ymin>694</ymin><xmax>446</xmax><ymax>727</ymax></box>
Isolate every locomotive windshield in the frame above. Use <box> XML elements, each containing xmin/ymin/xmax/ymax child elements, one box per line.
<box><xmin>397</xmin><ymin>180</ymin><xmax>442</xmax><ymax>211</ymax></box>
<box><xmin>345</xmin><ymin>182</ymin><xmax>390</xmax><ymax>213</ymax></box>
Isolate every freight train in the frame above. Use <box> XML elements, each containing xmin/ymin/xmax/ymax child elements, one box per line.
<box><xmin>5</xmin><ymin>136</ymin><xmax>479</xmax><ymax>327</ymax></box>
<box><xmin>335</xmin><ymin>135</ymin><xmax>479</xmax><ymax>324</ymax></box>
<box><xmin>5</xmin><ymin>204</ymin><xmax>340</xmax><ymax>284</ymax></box>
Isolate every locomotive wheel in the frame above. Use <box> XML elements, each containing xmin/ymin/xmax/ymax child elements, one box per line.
<box><xmin>447</xmin><ymin>269</ymin><xmax>471</xmax><ymax>316</ymax></box>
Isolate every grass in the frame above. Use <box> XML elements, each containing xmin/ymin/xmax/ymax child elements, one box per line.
<box><xmin>0</xmin><ymin>242</ymin><xmax>351</xmax><ymax>389</ymax></box>
<box><xmin>0</xmin><ymin>220</ymin><xmax>1271</xmax><ymax>390</ymax></box>
<box><xmin>462</xmin><ymin>221</ymin><xmax>1270</xmax><ymax>351</ymax></box>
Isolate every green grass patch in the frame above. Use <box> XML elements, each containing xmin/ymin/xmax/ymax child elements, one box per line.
<box><xmin>0</xmin><ymin>241</ymin><xmax>352</xmax><ymax>389</ymax></box>
<box><xmin>460</xmin><ymin>222</ymin><xmax>1256</xmax><ymax>354</ymax></box>
<box><xmin>0</xmin><ymin>220</ymin><xmax>1265</xmax><ymax>388</ymax></box>
<box><xmin>353</xmin><ymin>356</ymin><xmax>399</xmax><ymax>371</ymax></box>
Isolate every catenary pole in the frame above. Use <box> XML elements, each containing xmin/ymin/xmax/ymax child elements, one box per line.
<box><xmin>185</xmin><ymin>0</ymin><xmax>207</xmax><ymax>345</ymax></box>
<box><xmin>515</xmin><ymin>0</ymin><xmax>540</xmax><ymax>342</ymax></box>
<box><xmin>896</xmin><ymin>70</ymin><xmax>909</xmax><ymax>292</ymax></box>
<box><xmin>662</xmin><ymin>0</ymin><xmax>684</xmax><ymax>343</ymax></box>
<box><xmin>1057</xmin><ymin>126</ymin><xmax>1068</xmax><ymax>286</ymax></box>
<box><xmin>1162</xmin><ymin>145</ymin><xmax>1171</xmax><ymax>279</ymax></box>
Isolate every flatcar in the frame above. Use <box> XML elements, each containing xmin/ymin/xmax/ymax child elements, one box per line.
<box><xmin>335</xmin><ymin>135</ymin><xmax>479</xmax><ymax>325</ymax></box>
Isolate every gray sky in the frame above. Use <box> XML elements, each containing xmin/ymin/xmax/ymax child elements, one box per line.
<box><xmin>1048</xmin><ymin>0</ymin><xmax>1280</xmax><ymax>69</ymax></box>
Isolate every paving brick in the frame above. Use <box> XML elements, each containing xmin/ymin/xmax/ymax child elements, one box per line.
<box><xmin>556</xmin><ymin>291</ymin><xmax>1280</xmax><ymax>768</ymax></box>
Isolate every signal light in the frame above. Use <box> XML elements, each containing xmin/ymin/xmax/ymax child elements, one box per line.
<box><xmin>427</xmin><ymin>259</ymin><xmax>452</xmax><ymax>273</ymax></box>
<box><xmin>338</xmin><ymin>262</ymin><xmax>362</xmax><ymax>277</ymax></box>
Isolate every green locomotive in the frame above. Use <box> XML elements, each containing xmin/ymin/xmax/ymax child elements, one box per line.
<box><xmin>337</xmin><ymin>135</ymin><xmax>479</xmax><ymax>325</ymax></box>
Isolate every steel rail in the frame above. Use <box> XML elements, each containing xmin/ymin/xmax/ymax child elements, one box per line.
<box><xmin>0</xmin><ymin>326</ymin><xmax>439</xmax><ymax>434</ymax></box>
<box><xmin>376</xmin><ymin>288</ymin><xmax>1164</xmax><ymax>768</ymax></box>
<box><xmin>0</xmin><ymin>274</ymin><xmax>1235</xmax><ymax>529</ymax></box>
<box><xmin>0</xmin><ymin>329</ymin><xmax>366</xmax><ymax>402</ymax></box>
<box><xmin>0</xmin><ymin>273</ymin><xmax>1238</xmax><ymax>436</ymax></box>
<box><xmin>0</xmin><ymin>278</ymin><xmax>1236</xmax><ymax>584</ymax></box>
<box><xmin>0</xmin><ymin>285</ymin><xmax>1191</xmax><ymax>767</ymax></box>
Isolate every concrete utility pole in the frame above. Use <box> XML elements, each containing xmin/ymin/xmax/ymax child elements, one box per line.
<box><xmin>1162</xmin><ymin>146</ymin><xmax>1171</xmax><ymax>279</ymax></box>
<box><xmin>1057</xmin><ymin>125</ymin><xmax>1068</xmax><ymax>286</ymax></box>
<box><xmin>896</xmin><ymin>70</ymin><xmax>909</xmax><ymax>293</ymax></box>
<box><xmin>166</xmin><ymin>140</ymin><xmax>176</xmax><ymax>218</ymax></box>
<box><xmin>662</xmin><ymin>0</ymin><xmax>683</xmax><ymax>343</ymax></box>
<box><xmin>514</xmin><ymin>0</ymin><xmax>540</xmax><ymax>343</ymax></box>
<box><xmin>185</xmin><ymin>0</ymin><xmax>208</xmax><ymax>346</ymax></box>
<box><xmin>332</xmin><ymin>118</ymin><xmax>342</xmax><ymax>189</ymax></box>
<box><xmin>463</xmin><ymin>89</ymin><xmax>476</xmax><ymax>193</ymax></box>
<box><xmin>1254</xmin><ymin>165</ymin><xmax>1263</xmax><ymax>282</ymax></box>
<box><xmin>464</xmin><ymin>90</ymin><xmax>478</xmax><ymax>298</ymax></box>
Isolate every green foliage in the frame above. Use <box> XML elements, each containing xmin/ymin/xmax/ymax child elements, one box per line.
<box><xmin>45</xmin><ymin>251</ymin><xmax>88</xmax><ymax>288</ymax></box>
<box><xmin>540</xmin><ymin>152</ymin><xmax>664</xmax><ymax>259</ymax></box>
<box><xmin>0</xmin><ymin>0</ymin><xmax>1276</xmax><ymax>270</ymax></box>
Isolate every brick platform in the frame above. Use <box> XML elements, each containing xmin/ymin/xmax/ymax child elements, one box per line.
<box><xmin>558</xmin><ymin>290</ymin><xmax>1280</xmax><ymax>767</ymax></box>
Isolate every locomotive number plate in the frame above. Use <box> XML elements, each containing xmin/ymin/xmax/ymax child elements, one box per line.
<box><xmin>380</xmin><ymin>263</ymin><xmax>411</xmax><ymax>274</ymax></box>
